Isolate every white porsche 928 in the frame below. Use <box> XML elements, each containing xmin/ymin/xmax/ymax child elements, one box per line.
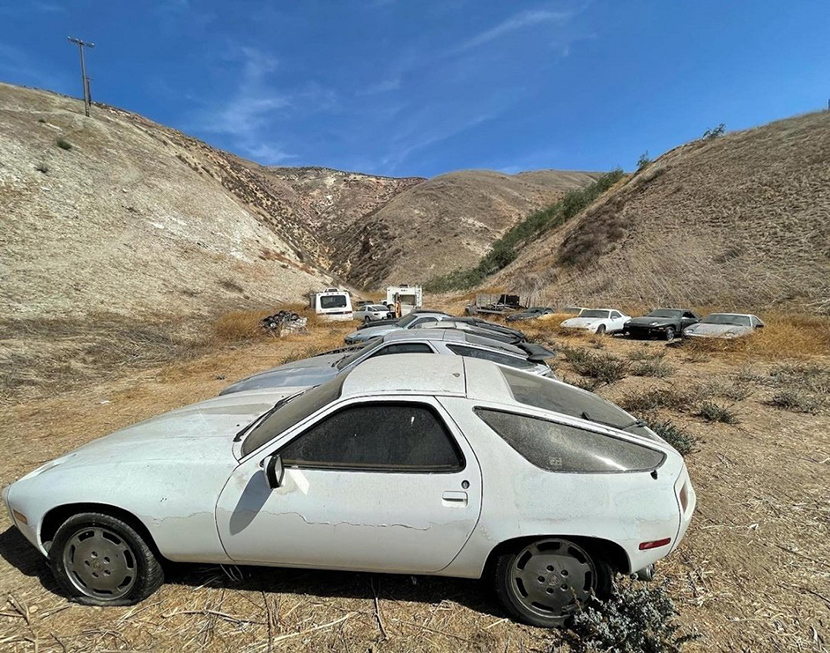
<box><xmin>3</xmin><ymin>355</ymin><xmax>695</xmax><ymax>627</ymax></box>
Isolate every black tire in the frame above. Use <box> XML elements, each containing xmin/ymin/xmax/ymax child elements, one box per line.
<box><xmin>595</xmin><ymin>324</ymin><xmax>606</xmax><ymax>336</ymax></box>
<box><xmin>664</xmin><ymin>327</ymin><xmax>676</xmax><ymax>342</ymax></box>
<box><xmin>493</xmin><ymin>538</ymin><xmax>612</xmax><ymax>628</ymax></box>
<box><xmin>49</xmin><ymin>512</ymin><xmax>164</xmax><ymax>606</ymax></box>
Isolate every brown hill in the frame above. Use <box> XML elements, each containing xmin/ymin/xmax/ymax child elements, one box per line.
<box><xmin>496</xmin><ymin>111</ymin><xmax>830</xmax><ymax>313</ymax></box>
<box><xmin>332</xmin><ymin>169</ymin><xmax>600</xmax><ymax>288</ymax></box>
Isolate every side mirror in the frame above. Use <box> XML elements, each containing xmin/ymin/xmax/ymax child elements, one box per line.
<box><xmin>755</xmin><ymin>323</ymin><xmax>764</xmax><ymax>329</ymax></box>
<box><xmin>264</xmin><ymin>455</ymin><xmax>284</xmax><ymax>489</ymax></box>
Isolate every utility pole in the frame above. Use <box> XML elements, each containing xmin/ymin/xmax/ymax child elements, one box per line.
<box><xmin>67</xmin><ymin>36</ymin><xmax>95</xmax><ymax>117</ymax></box>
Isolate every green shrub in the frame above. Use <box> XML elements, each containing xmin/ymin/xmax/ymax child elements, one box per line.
<box><xmin>424</xmin><ymin>169</ymin><xmax>624</xmax><ymax>291</ymax></box>
<box><xmin>560</xmin><ymin>580</ymin><xmax>698</xmax><ymax>653</ymax></box>
<box><xmin>648</xmin><ymin>418</ymin><xmax>696</xmax><ymax>455</ymax></box>
<box><xmin>620</xmin><ymin>387</ymin><xmax>697</xmax><ymax>413</ymax></box>
<box><xmin>767</xmin><ymin>390</ymin><xmax>822</xmax><ymax>415</ymax></box>
<box><xmin>637</xmin><ymin>151</ymin><xmax>651</xmax><ymax>170</ymax></box>
<box><xmin>631</xmin><ymin>359</ymin><xmax>675</xmax><ymax>378</ymax></box>
<box><xmin>698</xmin><ymin>401</ymin><xmax>738</xmax><ymax>424</ymax></box>
<box><xmin>564</xmin><ymin>347</ymin><xmax>629</xmax><ymax>385</ymax></box>
<box><xmin>56</xmin><ymin>137</ymin><xmax>73</xmax><ymax>150</ymax></box>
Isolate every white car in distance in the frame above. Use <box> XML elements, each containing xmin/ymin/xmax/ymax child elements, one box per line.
<box><xmin>3</xmin><ymin>355</ymin><xmax>694</xmax><ymax>628</ymax></box>
<box><xmin>353</xmin><ymin>304</ymin><xmax>394</xmax><ymax>323</ymax></box>
<box><xmin>560</xmin><ymin>308</ymin><xmax>631</xmax><ymax>335</ymax></box>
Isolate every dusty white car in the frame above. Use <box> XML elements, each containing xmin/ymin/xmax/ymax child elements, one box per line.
<box><xmin>219</xmin><ymin>329</ymin><xmax>555</xmax><ymax>395</ymax></box>
<box><xmin>560</xmin><ymin>308</ymin><xmax>630</xmax><ymax>335</ymax></box>
<box><xmin>682</xmin><ymin>313</ymin><xmax>764</xmax><ymax>339</ymax></box>
<box><xmin>353</xmin><ymin>304</ymin><xmax>394</xmax><ymax>323</ymax></box>
<box><xmin>3</xmin><ymin>355</ymin><xmax>694</xmax><ymax>627</ymax></box>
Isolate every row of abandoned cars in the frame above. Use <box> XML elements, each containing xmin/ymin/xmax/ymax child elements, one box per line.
<box><xmin>2</xmin><ymin>305</ymin><xmax>698</xmax><ymax>629</ymax></box>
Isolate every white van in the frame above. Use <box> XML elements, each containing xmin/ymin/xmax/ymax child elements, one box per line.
<box><xmin>309</xmin><ymin>288</ymin><xmax>353</xmax><ymax>321</ymax></box>
<box><xmin>386</xmin><ymin>284</ymin><xmax>423</xmax><ymax>316</ymax></box>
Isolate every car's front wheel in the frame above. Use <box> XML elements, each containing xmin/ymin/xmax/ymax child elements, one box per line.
<box><xmin>49</xmin><ymin>512</ymin><xmax>164</xmax><ymax>606</ymax></box>
<box><xmin>595</xmin><ymin>324</ymin><xmax>606</xmax><ymax>335</ymax></box>
<box><xmin>493</xmin><ymin>538</ymin><xmax>611</xmax><ymax>628</ymax></box>
<box><xmin>664</xmin><ymin>326</ymin><xmax>676</xmax><ymax>341</ymax></box>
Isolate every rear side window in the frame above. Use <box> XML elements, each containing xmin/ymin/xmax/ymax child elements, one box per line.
<box><xmin>475</xmin><ymin>409</ymin><xmax>665</xmax><ymax>473</ymax></box>
<box><xmin>280</xmin><ymin>403</ymin><xmax>463</xmax><ymax>472</ymax></box>
<box><xmin>370</xmin><ymin>343</ymin><xmax>434</xmax><ymax>357</ymax></box>
<box><xmin>446</xmin><ymin>344</ymin><xmax>536</xmax><ymax>370</ymax></box>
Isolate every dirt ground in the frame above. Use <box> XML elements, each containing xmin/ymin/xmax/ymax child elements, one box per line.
<box><xmin>0</xmin><ymin>321</ymin><xmax>828</xmax><ymax>652</ymax></box>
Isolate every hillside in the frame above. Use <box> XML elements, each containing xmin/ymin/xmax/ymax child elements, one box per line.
<box><xmin>332</xmin><ymin>169</ymin><xmax>600</xmax><ymax>288</ymax></box>
<box><xmin>496</xmin><ymin>111</ymin><xmax>830</xmax><ymax>312</ymax></box>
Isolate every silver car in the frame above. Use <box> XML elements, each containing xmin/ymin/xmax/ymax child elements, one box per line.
<box><xmin>344</xmin><ymin>311</ymin><xmax>452</xmax><ymax>344</ymax></box>
<box><xmin>353</xmin><ymin>304</ymin><xmax>394</xmax><ymax>323</ymax></box>
<box><xmin>682</xmin><ymin>313</ymin><xmax>764</xmax><ymax>339</ymax></box>
<box><xmin>220</xmin><ymin>329</ymin><xmax>555</xmax><ymax>395</ymax></box>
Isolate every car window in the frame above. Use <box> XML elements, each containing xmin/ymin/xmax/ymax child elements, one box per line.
<box><xmin>320</xmin><ymin>295</ymin><xmax>347</xmax><ymax>309</ymax></box>
<box><xmin>279</xmin><ymin>403</ymin><xmax>464</xmax><ymax>472</ymax></box>
<box><xmin>369</xmin><ymin>343</ymin><xmax>434</xmax><ymax>357</ymax></box>
<box><xmin>446</xmin><ymin>344</ymin><xmax>536</xmax><ymax>370</ymax></box>
<box><xmin>499</xmin><ymin>367</ymin><xmax>659</xmax><ymax>440</ymax></box>
<box><xmin>610</xmin><ymin>311</ymin><xmax>621</xmax><ymax>319</ymax></box>
<box><xmin>475</xmin><ymin>409</ymin><xmax>665</xmax><ymax>473</ymax></box>
<box><xmin>241</xmin><ymin>373</ymin><xmax>349</xmax><ymax>457</ymax></box>
<box><xmin>683</xmin><ymin>312</ymin><xmax>697</xmax><ymax>319</ymax></box>
<box><xmin>579</xmin><ymin>310</ymin><xmax>609</xmax><ymax>319</ymax></box>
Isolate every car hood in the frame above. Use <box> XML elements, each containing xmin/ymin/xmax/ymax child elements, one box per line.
<box><xmin>684</xmin><ymin>323</ymin><xmax>752</xmax><ymax>338</ymax></box>
<box><xmin>627</xmin><ymin>316</ymin><xmax>676</xmax><ymax>327</ymax></box>
<box><xmin>347</xmin><ymin>325</ymin><xmax>399</xmax><ymax>340</ymax></box>
<box><xmin>22</xmin><ymin>390</ymin><xmax>295</xmax><ymax>476</ymax></box>
<box><xmin>561</xmin><ymin>317</ymin><xmax>602</xmax><ymax>327</ymax></box>
<box><xmin>220</xmin><ymin>354</ymin><xmax>342</xmax><ymax>395</ymax></box>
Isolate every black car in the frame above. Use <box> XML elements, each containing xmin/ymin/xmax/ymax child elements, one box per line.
<box><xmin>506</xmin><ymin>307</ymin><xmax>555</xmax><ymax>322</ymax></box>
<box><xmin>624</xmin><ymin>309</ymin><xmax>700</xmax><ymax>341</ymax></box>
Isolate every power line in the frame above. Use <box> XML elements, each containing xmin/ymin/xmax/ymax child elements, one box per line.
<box><xmin>67</xmin><ymin>36</ymin><xmax>95</xmax><ymax>117</ymax></box>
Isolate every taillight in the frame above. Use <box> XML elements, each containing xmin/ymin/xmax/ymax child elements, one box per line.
<box><xmin>679</xmin><ymin>483</ymin><xmax>689</xmax><ymax>512</ymax></box>
<box><xmin>639</xmin><ymin>537</ymin><xmax>671</xmax><ymax>550</ymax></box>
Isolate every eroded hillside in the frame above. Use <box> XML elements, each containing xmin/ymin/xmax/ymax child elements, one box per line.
<box><xmin>497</xmin><ymin>111</ymin><xmax>830</xmax><ymax>312</ymax></box>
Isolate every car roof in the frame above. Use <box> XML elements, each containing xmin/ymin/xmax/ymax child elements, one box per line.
<box><xmin>706</xmin><ymin>312</ymin><xmax>754</xmax><ymax>317</ymax></box>
<box><xmin>341</xmin><ymin>354</ymin><xmax>468</xmax><ymax>398</ymax></box>
<box><xmin>381</xmin><ymin>328</ymin><xmax>526</xmax><ymax>354</ymax></box>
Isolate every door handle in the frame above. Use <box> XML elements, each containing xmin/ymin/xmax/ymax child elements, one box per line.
<box><xmin>442</xmin><ymin>491</ymin><xmax>468</xmax><ymax>506</ymax></box>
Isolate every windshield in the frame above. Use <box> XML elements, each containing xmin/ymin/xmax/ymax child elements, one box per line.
<box><xmin>702</xmin><ymin>314</ymin><xmax>750</xmax><ymax>326</ymax></box>
<box><xmin>335</xmin><ymin>338</ymin><xmax>381</xmax><ymax>370</ymax></box>
<box><xmin>396</xmin><ymin>313</ymin><xmax>420</xmax><ymax>327</ymax></box>
<box><xmin>367</xmin><ymin>305</ymin><xmax>387</xmax><ymax>311</ymax></box>
<box><xmin>579</xmin><ymin>310</ymin><xmax>610</xmax><ymax>319</ymax></box>
<box><xmin>241</xmin><ymin>373</ymin><xmax>349</xmax><ymax>457</ymax></box>
<box><xmin>320</xmin><ymin>295</ymin><xmax>347</xmax><ymax>309</ymax></box>
<box><xmin>646</xmin><ymin>309</ymin><xmax>681</xmax><ymax>318</ymax></box>
<box><xmin>499</xmin><ymin>367</ymin><xmax>658</xmax><ymax>441</ymax></box>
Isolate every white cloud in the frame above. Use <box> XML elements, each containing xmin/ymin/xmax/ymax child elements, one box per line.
<box><xmin>452</xmin><ymin>8</ymin><xmax>573</xmax><ymax>54</ymax></box>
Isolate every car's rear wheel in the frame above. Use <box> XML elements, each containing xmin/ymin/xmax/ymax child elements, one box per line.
<box><xmin>494</xmin><ymin>538</ymin><xmax>611</xmax><ymax>628</ymax></box>
<box><xmin>595</xmin><ymin>324</ymin><xmax>606</xmax><ymax>335</ymax></box>
<box><xmin>49</xmin><ymin>512</ymin><xmax>164</xmax><ymax>606</ymax></box>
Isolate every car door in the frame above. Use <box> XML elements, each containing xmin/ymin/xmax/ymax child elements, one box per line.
<box><xmin>680</xmin><ymin>312</ymin><xmax>699</xmax><ymax>331</ymax></box>
<box><xmin>215</xmin><ymin>397</ymin><xmax>482</xmax><ymax>573</ymax></box>
<box><xmin>609</xmin><ymin>311</ymin><xmax>625</xmax><ymax>331</ymax></box>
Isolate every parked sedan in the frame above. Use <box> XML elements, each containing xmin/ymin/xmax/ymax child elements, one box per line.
<box><xmin>353</xmin><ymin>304</ymin><xmax>394</xmax><ymax>323</ymax></box>
<box><xmin>415</xmin><ymin>317</ymin><xmax>527</xmax><ymax>344</ymax></box>
<box><xmin>560</xmin><ymin>308</ymin><xmax>630</xmax><ymax>335</ymax></box>
<box><xmin>220</xmin><ymin>329</ymin><xmax>555</xmax><ymax>395</ymax></box>
<box><xmin>682</xmin><ymin>313</ymin><xmax>765</xmax><ymax>339</ymax></box>
<box><xmin>344</xmin><ymin>311</ymin><xmax>451</xmax><ymax>344</ymax></box>
<box><xmin>506</xmin><ymin>307</ymin><xmax>555</xmax><ymax>322</ymax></box>
<box><xmin>3</xmin><ymin>354</ymin><xmax>694</xmax><ymax>627</ymax></box>
<box><xmin>624</xmin><ymin>309</ymin><xmax>700</xmax><ymax>341</ymax></box>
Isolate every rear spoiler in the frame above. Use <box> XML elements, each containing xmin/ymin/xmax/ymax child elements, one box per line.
<box><xmin>518</xmin><ymin>342</ymin><xmax>556</xmax><ymax>361</ymax></box>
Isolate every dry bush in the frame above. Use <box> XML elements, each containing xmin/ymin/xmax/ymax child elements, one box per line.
<box><xmin>620</xmin><ymin>387</ymin><xmax>703</xmax><ymax>414</ymax></box>
<box><xmin>630</xmin><ymin>359</ymin><xmax>675</xmax><ymax>378</ymax></box>
<box><xmin>628</xmin><ymin>347</ymin><xmax>665</xmax><ymax>361</ymax></box>
<box><xmin>767</xmin><ymin>390</ymin><xmax>823</xmax><ymax>414</ymax></box>
<box><xmin>562</xmin><ymin>347</ymin><xmax>629</xmax><ymax>385</ymax></box>
<box><xmin>212</xmin><ymin>309</ymin><xmax>274</xmax><ymax>343</ymax></box>
<box><xmin>698</xmin><ymin>401</ymin><xmax>739</xmax><ymax>424</ymax></box>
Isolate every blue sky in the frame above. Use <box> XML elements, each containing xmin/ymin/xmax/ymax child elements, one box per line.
<box><xmin>1</xmin><ymin>1</ymin><xmax>828</xmax><ymax>177</ymax></box>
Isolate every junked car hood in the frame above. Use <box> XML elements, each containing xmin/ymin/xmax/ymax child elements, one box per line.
<box><xmin>347</xmin><ymin>324</ymin><xmax>399</xmax><ymax>339</ymax></box>
<box><xmin>684</xmin><ymin>323</ymin><xmax>752</xmax><ymax>338</ymax></box>
<box><xmin>22</xmin><ymin>390</ymin><xmax>294</xmax><ymax>477</ymax></box>
<box><xmin>220</xmin><ymin>354</ymin><xmax>342</xmax><ymax>394</ymax></box>
<box><xmin>627</xmin><ymin>316</ymin><xmax>675</xmax><ymax>327</ymax></box>
<box><xmin>561</xmin><ymin>317</ymin><xmax>602</xmax><ymax>328</ymax></box>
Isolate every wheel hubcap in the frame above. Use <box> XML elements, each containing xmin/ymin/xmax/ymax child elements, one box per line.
<box><xmin>63</xmin><ymin>526</ymin><xmax>137</xmax><ymax>599</ymax></box>
<box><xmin>510</xmin><ymin>539</ymin><xmax>595</xmax><ymax>621</ymax></box>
